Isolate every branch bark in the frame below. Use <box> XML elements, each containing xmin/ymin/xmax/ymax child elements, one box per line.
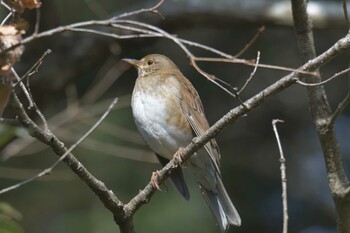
<box><xmin>291</xmin><ymin>1</ymin><xmax>350</xmax><ymax>233</ymax></box>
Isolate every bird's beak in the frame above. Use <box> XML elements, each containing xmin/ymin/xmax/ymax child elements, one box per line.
<box><xmin>122</xmin><ymin>58</ymin><xmax>140</xmax><ymax>67</ymax></box>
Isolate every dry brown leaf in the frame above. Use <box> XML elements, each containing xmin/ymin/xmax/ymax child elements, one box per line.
<box><xmin>3</xmin><ymin>0</ymin><xmax>41</xmax><ymax>13</ymax></box>
<box><xmin>0</xmin><ymin>25</ymin><xmax>25</xmax><ymax>74</ymax></box>
<box><xmin>22</xmin><ymin>0</ymin><xmax>41</xmax><ymax>9</ymax></box>
<box><xmin>0</xmin><ymin>25</ymin><xmax>24</xmax><ymax>116</ymax></box>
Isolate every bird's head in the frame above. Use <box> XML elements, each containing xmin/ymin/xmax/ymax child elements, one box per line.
<box><xmin>123</xmin><ymin>54</ymin><xmax>179</xmax><ymax>77</ymax></box>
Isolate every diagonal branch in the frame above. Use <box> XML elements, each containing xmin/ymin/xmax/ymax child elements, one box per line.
<box><xmin>9</xmin><ymin>92</ymin><xmax>133</xmax><ymax>232</ymax></box>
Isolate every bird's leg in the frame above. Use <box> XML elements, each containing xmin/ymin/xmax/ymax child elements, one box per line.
<box><xmin>151</xmin><ymin>170</ymin><xmax>161</xmax><ymax>190</ymax></box>
<box><xmin>173</xmin><ymin>147</ymin><xmax>185</xmax><ymax>164</ymax></box>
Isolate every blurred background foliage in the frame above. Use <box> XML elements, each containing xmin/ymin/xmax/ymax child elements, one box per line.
<box><xmin>0</xmin><ymin>0</ymin><xmax>350</xmax><ymax>232</ymax></box>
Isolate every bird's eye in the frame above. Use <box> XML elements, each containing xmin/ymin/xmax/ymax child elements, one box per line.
<box><xmin>147</xmin><ymin>59</ymin><xmax>154</xmax><ymax>65</ymax></box>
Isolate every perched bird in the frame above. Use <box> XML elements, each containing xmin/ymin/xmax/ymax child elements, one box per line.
<box><xmin>123</xmin><ymin>54</ymin><xmax>241</xmax><ymax>231</ymax></box>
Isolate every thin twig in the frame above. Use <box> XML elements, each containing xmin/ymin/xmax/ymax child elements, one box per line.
<box><xmin>0</xmin><ymin>1</ymin><xmax>13</xmax><ymax>26</ymax></box>
<box><xmin>12</xmin><ymin>68</ymin><xmax>51</xmax><ymax>133</ymax></box>
<box><xmin>238</xmin><ymin>51</ymin><xmax>260</xmax><ymax>94</ymax></box>
<box><xmin>330</xmin><ymin>92</ymin><xmax>350</xmax><ymax>125</ymax></box>
<box><xmin>112</xmin><ymin>0</ymin><xmax>164</xmax><ymax>20</ymax></box>
<box><xmin>234</xmin><ymin>26</ymin><xmax>265</xmax><ymax>57</ymax></box>
<box><xmin>0</xmin><ymin>1</ymin><xmax>12</xmax><ymax>11</ymax></box>
<box><xmin>69</xmin><ymin>27</ymin><xmax>158</xmax><ymax>39</ymax></box>
<box><xmin>12</xmin><ymin>50</ymin><xmax>52</xmax><ymax>132</ymax></box>
<box><xmin>296</xmin><ymin>66</ymin><xmax>350</xmax><ymax>87</ymax></box>
<box><xmin>33</xmin><ymin>8</ymin><xmax>41</xmax><ymax>35</ymax></box>
<box><xmin>11</xmin><ymin>68</ymin><xmax>34</xmax><ymax>108</ymax></box>
<box><xmin>194</xmin><ymin>57</ymin><xmax>318</xmax><ymax>76</ymax></box>
<box><xmin>13</xmin><ymin>49</ymin><xmax>52</xmax><ymax>88</ymax></box>
<box><xmin>189</xmin><ymin>57</ymin><xmax>239</xmax><ymax>98</ymax></box>
<box><xmin>272</xmin><ymin>119</ymin><xmax>288</xmax><ymax>233</ymax></box>
<box><xmin>1</xmin><ymin>11</ymin><xmax>12</xmax><ymax>25</ymax></box>
<box><xmin>329</xmin><ymin>64</ymin><xmax>350</xmax><ymax>125</ymax></box>
<box><xmin>0</xmin><ymin>97</ymin><xmax>118</xmax><ymax>195</ymax></box>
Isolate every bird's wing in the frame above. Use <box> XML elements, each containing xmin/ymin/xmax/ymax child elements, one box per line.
<box><xmin>174</xmin><ymin>73</ymin><xmax>221</xmax><ymax>175</ymax></box>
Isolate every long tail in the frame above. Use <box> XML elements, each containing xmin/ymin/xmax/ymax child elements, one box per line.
<box><xmin>200</xmin><ymin>175</ymin><xmax>241</xmax><ymax>232</ymax></box>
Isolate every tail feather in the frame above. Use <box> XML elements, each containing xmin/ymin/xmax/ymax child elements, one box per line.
<box><xmin>216</xmin><ymin>175</ymin><xmax>241</xmax><ymax>226</ymax></box>
<box><xmin>156</xmin><ymin>153</ymin><xmax>190</xmax><ymax>200</ymax></box>
<box><xmin>200</xmin><ymin>175</ymin><xmax>241</xmax><ymax>232</ymax></box>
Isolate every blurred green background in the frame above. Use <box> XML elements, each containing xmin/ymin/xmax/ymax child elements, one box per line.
<box><xmin>1</xmin><ymin>0</ymin><xmax>350</xmax><ymax>233</ymax></box>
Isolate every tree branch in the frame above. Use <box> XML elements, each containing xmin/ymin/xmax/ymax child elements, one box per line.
<box><xmin>272</xmin><ymin>119</ymin><xmax>288</xmax><ymax>233</ymax></box>
<box><xmin>8</xmin><ymin>92</ymin><xmax>134</xmax><ymax>233</ymax></box>
<box><xmin>291</xmin><ymin>1</ymin><xmax>350</xmax><ymax>233</ymax></box>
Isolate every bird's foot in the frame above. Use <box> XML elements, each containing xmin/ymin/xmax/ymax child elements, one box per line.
<box><xmin>151</xmin><ymin>170</ymin><xmax>161</xmax><ymax>190</ymax></box>
<box><xmin>173</xmin><ymin>147</ymin><xmax>185</xmax><ymax>164</ymax></box>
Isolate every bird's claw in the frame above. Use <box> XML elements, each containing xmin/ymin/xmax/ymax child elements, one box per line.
<box><xmin>151</xmin><ymin>170</ymin><xmax>161</xmax><ymax>190</ymax></box>
<box><xmin>173</xmin><ymin>147</ymin><xmax>185</xmax><ymax>164</ymax></box>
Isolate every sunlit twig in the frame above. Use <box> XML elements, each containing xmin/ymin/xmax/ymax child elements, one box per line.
<box><xmin>272</xmin><ymin>119</ymin><xmax>288</xmax><ymax>233</ymax></box>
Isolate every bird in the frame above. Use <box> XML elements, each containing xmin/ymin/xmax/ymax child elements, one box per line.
<box><xmin>123</xmin><ymin>54</ymin><xmax>241</xmax><ymax>232</ymax></box>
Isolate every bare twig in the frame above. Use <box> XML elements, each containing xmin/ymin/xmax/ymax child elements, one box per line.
<box><xmin>33</xmin><ymin>8</ymin><xmax>41</xmax><ymax>35</ymax></box>
<box><xmin>330</xmin><ymin>92</ymin><xmax>350</xmax><ymax>126</ymax></box>
<box><xmin>11</xmin><ymin>68</ymin><xmax>34</xmax><ymax>108</ymax></box>
<box><xmin>13</xmin><ymin>49</ymin><xmax>52</xmax><ymax>88</ymax></box>
<box><xmin>11</xmin><ymin>50</ymin><xmax>52</xmax><ymax>133</ymax></box>
<box><xmin>194</xmin><ymin>57</ymin><xmax>318</xmax><ymax>76</ymax></box>
<box><xmin>0</xmin><ymin>97</ymin><xmax>118</xmax><ymax>195</ymax></box>
<box><xmin>0</xmin><ymin>1</ymin><xmax>12</xmax><ymax>11</ymax></box>
<box><xmin>12</xmin><ymin>68</ymin><xmax>51</xmax><ymax>133</ymax></box>
<box><xmin>234</xmin><ymin>26</ymin><xmax>265</xmax><ymax>57</ymax></box>
<box><xmin>296</xmin><ymin>66</ymin><xmax>350</xmax><ymax>87</ymax></box>
<box><xmin>272</xmin><ymin>119</ymin><xmax>288</xmax><ymax>233</ymax></box>
<box><xmin>1</xmin><ymin>11</ymin><xmax>12</xmax><ymax>25</ymax></box>
<box><xmin>189</xmin><ymin>57</ymin><xmax>240</xmax><ymax>99</ymax></box>
<box><xmin>238</xmin><ymin>51</ymin><xmax>260</xmax><ymax>94</ymax></box>
<box><xmin>329</xmin><ymin>66</ymin><xmax>350</xmax><ymax>125</ymax></box>
<box><xmin>112</xmin><ymin>0</ymin><xmax>164</xmax><ymax>20</ymax></box>
<box><xmin>0</xmin><ymin>1</ymin><xmax>13</xmax><ymax>25</ymax></box>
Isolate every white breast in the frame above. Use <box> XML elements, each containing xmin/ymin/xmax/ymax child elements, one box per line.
<box><xmin>131</xmin><ymin>77</ymin><xmax>192</xmax><ymax>159</ymax></box>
